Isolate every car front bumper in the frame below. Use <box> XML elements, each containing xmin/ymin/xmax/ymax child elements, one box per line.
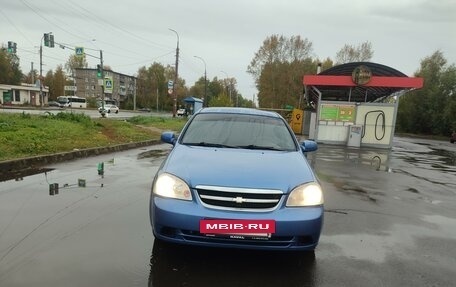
<box><xmin>150</xmin><ymin>195</ymin><xmax>324</xmax><ymax>250</ymax></box>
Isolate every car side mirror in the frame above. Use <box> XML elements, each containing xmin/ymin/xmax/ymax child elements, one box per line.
<box><xmin>300</xmin><ymin>140</ymin><xmax>318</xmax><ymax>152</ymax></box>
<box><xmin>161</xmin><ymin>131</ymin><xmax>177</xmax><ymax>145</ymax></box>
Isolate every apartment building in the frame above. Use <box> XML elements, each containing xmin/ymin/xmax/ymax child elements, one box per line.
<box><xmin>73</xmin><ymin>68</ymin><xmax>136</xmax><ymax>105</ymax></box>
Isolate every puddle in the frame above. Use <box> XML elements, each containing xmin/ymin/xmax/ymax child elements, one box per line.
<box><xmin>430</xmin><ymin>149</ymin><xmax>456</xmax><ymax>166</ymax></box>
<box><xmin>137</xmin><ymin>149</ymin><xmax>169</xmax><ymax>159</ymax></box>
<box><xmin>0</xmin><ymin>167</ymin><xmax>55</xmax><ymax>182</ymax></box>
<box><xmin>313</xmin><ymin>146</ymin><xmax>392</xmax><ymax>172</ymax></box>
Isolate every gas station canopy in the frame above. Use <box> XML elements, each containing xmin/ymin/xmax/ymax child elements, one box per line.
<box><xmin>304</xmin><ymin>62</ymin><xmax>423</xmax><ymax>104</ymax></box>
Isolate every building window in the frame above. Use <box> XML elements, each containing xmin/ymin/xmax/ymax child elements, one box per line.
<box><xmin>14</xmin><ymin>90</ymin><xmax>20</xmax><ymax>101</ymax></box>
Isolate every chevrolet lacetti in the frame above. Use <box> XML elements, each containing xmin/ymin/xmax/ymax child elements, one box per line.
<box><xmin>150</xmin><ymin>107</ymin><xmax>324</xmax><ymax>251</ymax></box>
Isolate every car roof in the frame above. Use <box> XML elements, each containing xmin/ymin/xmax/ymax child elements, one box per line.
<box><xmin>196</xmin><ymin>107</ymin><xmax>282</xmax><ymax>118</ymax></box>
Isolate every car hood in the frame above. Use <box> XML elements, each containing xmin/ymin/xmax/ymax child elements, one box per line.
<box><xmin>161</xmin><ymin>145</ymin><xmax>317</xmax><ymax>193</ymax></box>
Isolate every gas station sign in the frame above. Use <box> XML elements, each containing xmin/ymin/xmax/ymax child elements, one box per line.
<box><xmin>320</xmin><ymin>104</ymin><xmax>355</xmax><ymax>122</ymax></box>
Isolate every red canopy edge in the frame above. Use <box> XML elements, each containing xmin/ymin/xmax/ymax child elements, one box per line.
<box><xmin>303</xmin><ymin>75</ymin><xmax>423</xmax><ymax>89</ymax></box>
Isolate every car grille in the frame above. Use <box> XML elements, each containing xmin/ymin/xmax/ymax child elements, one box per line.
<box><xmin>195</xmin><ymin>185</ymin><xmax>283</xmax><ymax>211</ymax></box>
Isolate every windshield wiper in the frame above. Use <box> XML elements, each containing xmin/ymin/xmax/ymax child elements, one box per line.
<box><xmin>184</xmin><ymin>142</ymin><xmax>237</xmax><ymax>148</ymax></box>
<box><xmin>238</xmin><ymin>144</ymin><xmax>284</xmax><ymax>151</ymax></box>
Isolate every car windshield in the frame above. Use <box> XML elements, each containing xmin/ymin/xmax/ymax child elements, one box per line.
<box><xmin>181</xmin><ymin>113</ymin><xmax>297</xmax><ymax>151</ymax></box>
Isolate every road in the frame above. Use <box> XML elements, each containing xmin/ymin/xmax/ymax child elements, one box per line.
<box><xmin>0</xmin><ymin>137</ymin><xmax>455</xmax><ymax>287</ymax></box>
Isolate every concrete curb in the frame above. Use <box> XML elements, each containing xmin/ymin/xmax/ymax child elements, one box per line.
<box><xmin>0</xmin><ymin>139</ymin><xmax>161</xmax><ymax>173</ymax></box>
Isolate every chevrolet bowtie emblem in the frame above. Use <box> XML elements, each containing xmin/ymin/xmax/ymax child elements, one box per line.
<box><xmin>234</xmin><ymin>197</ymin><xmax>246</xmax><ymax>204</ymax></box>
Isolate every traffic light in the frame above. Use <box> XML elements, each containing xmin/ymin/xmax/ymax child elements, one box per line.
<box><xmin>7</xmin><ymin>41</ymin><xmax>17</xmax><ymax>53</ymax></box>
<box><xmin>96</xmin><ymin>64</ymin><xmax>102</xmax><ymax>78</ymax></box>
<box><xmin>49</xmin><ymin>34</ymin><xmax>55</xmax><ymax>48</ymax></box>
<box><xmin>44</xmin><ymin>33</ymin><xmax>49</xmax><ymax>47</ymax></box>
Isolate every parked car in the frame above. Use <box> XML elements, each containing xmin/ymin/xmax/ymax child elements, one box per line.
<box><xmin>138</xmin><ymin>107</ymin><xmax>151</xmax><ymax>112</ymax></box>
<box><xmin>177</xmin><ymin>108</ymin><xmax>187</xmax><ymax>116</ymax></box>
<box><xmin>451</xmin><ymin>131</ymin><xmax>456</xmax><ymax>143</ymax></box>
<box><xmin>47</xmin><ymin>101</ymin><xmax>62</xmax><ymax>108</ymax></box>
<box><xmin>150</xmin><ymin>107</ymin><xmax>323</xmax><ymax>251</ymax></box>
<box><xmin>98</xmin><ymin>104</ymin><xmax>119</xmax><ymax>114</ymax></box>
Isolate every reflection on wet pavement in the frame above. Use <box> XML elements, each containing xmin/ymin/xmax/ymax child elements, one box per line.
<box><xmin>149</xmin><ymin>240</ymin><xmax>316</xmax><ymax>287</ymax></box>
<box><xmin>0</xmin><ymin>167</ymin><xmax>55</xmax><ymax>182</ymax></box>
<box><xmin>309</xmin><ymin>145</ymin><xmax>392</xmax><ymax>172</ymax></box>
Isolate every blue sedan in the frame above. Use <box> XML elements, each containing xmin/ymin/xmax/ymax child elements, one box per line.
<box><xmin>150</xmin><ymin>107</ymin><xmax>323</xmax><ymax>251</ymax></box>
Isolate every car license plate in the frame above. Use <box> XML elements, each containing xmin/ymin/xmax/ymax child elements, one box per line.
<box><xmin>200</xmin><ymin>219</ymin><xmax>275</xmax><ymax>237</ymax></box>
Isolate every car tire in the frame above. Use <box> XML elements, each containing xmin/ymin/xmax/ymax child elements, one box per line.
<box><xmin>115</xmin><ymin>110</ymin><xmax>119</xmax><ymax>114</ymax></box>
<box><xmin>108</xmin><ymin>110</ymin><xmax>111</xmax><ymax>113</ymax></box>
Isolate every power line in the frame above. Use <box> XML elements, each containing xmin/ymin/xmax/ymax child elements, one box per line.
<box><xmin>18</xmin><ymin>0</ymin><xmax>89</xmax><ymax>42</ymax></box>
<box><xmin>0</xmin><ymin>8</ymin><xmax>35</xmax><ymax>46</ymax></box>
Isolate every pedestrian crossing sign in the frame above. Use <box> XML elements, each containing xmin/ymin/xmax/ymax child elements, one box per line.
<box><xmin>104</xmin><ymin>77</ymin><xmax>113</xmax><ymax>93</ymax></box>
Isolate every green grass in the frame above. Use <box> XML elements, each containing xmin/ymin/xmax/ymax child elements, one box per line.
<box><xmin>127</xmin><ymin>115</ymin><xmax>188</xmax><ymax>131</ymax></box>
<box><xmin>0</xmin><ymin>113</ymin><xmax>187</xmax><ymax>161</ymax></box>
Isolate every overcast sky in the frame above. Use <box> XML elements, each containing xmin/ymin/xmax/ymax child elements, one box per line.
<box><xmin>1</xmin><ymin>0</ymin><xmax>455</xmax><ymax>101</ymax></box>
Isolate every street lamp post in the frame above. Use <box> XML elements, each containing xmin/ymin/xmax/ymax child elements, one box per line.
<box><xmin>220</xmin><ymin>70</ymin><xmax>232</xmax><ymax>105</ymax></box>
<box><xmin>169</xmin><ymin>28</ymin><xmax>179</xmax><ymax>117</ymax></box>
<box><xmin>194</xmin><ymin>56</ymin><xmax>207</xmax><ymax>107</ymax></box>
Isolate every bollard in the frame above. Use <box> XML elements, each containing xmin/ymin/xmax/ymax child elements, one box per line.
<box><xmin>97</xmin><ymin>162</ymin><xmax>104</xmax><ymax>176</ymax></box>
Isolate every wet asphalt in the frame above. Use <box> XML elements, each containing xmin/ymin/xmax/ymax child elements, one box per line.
<box><xmin>0</xmin><ymin>137</ymin><xmax>455</xmax><ymax>287</ymax></box>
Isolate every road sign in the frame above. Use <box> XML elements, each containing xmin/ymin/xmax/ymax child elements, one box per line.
<box><xmin>168</xmin><ymin>88</ymin><xmax>173</xmax><ymax>95</ymax></box>
<box><xmin>64</xmin><ymin>86</ymin><xmax>77</xmax><ymax>91</ymax></box>
<box><xmin>168</xmin><ymin>80</ymin><xmax>174</xmax><ymax>89</ymax></box>
<box><xmin>104</xmin><ymin>77</ymin><xmax>113</xmax><ymax>94</ymax></box>
<box><xmin>75</xmin><ymin>47</ymin><xmax>84</xmax><ymax>57</ymax></box>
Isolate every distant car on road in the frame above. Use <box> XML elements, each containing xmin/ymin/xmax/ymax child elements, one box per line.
<box><xmin>98</xmin><ymin>104</ymin><xmax>119</xmax><ymax>114</ymax></box>
<box><xmin>150</xmin><ymin>107</ymin><xmax>323</xmax><ymax>252</ymax></box>
<box><xmin>177</xmin><ymin>108</ymin><xmax>187</xmax><ymax>116</ymax></box>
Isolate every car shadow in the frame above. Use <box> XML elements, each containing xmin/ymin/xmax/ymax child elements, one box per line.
<box><xmin>148</xmin><ymin>239</ymin><xmax>317</xmax><ymax>287</ymax></box>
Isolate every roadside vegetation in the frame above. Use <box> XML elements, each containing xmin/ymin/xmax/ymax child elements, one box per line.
<box><xmin>0</xmin><ymin>112</ymin><xmax>187</xmax><ymax>161</ymax></box>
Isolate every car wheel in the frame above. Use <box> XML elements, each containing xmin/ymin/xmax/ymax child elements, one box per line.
<box><xmin>115</xmin><ymin>110</ymin><xmax>119</xmax><ymax>114</ymax></box>
<box><xmin>108</xmin><ymin>110</ymin><xmax>111</xmax><ymax>113</ymax></box>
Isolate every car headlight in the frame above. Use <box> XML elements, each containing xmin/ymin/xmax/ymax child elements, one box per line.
<box><xmin>286</xmin><ymin>182</ymin><xmax>323</xmax><ymax>206</ymax></box>
<box><xmin>153</xmin><ymin>173</ymin><xmax>192</xmax><ymax>201</ymax></box>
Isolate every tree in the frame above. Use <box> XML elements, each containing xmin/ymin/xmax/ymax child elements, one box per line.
<box><xmin>0</xmin><ymin>48</ymin><xmax>23</xmax><ymax>85</ymax></box>
<box><xmin>247</xmin><ymin>34</ymin><xmax>313</xmax><ymax>83</ymax></box>
<box><xmin>335</xmin><ymin>41</ymin><xmax>373</xmax><ymax>64</ymax></box>
<box><xmin>54</xmin><ymin>66</ymin><xmax>66</xmax><ymax>98</ymax></box>
<box><xmin>43</xmin><ymin>65</ymin><xmax>66</xmax><ymax>100</ymax></box>
<box><xmin>65</xmin><ymin>54</ymin><xmax>88</xmax><ymax>75</ymax></box>
<box><xmin>248</xmin><ymin>35</ymin><xmax>314</xmax><ymax>110</ymax></box>
<box><xmin>135</xmin><ymin>62</ymin><xmax>187</xmax><ymax>112</ymax></box>
<box><xmin>396</xmin><ymin>50</ymin><xmax>456</xmax><ymax>135</ymax></box>
<box><xmin>209</xmin><ymin>92</ymin><xmax>232</xmax><ymax>107</ymax></box>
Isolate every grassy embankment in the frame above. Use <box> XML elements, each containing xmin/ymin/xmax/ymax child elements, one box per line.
<box><xmin>0</xmin><ymin>112</ymin><xmax>187</xmax><ymax>162</ymax></box>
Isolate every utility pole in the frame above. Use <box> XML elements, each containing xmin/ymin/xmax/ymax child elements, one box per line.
<box><xmin>40</xmin><ymin>32</ymin><xmax>53</xmax><ymax>107</ymax></box>
<box><xmin>169</xmin><ymin>29</ymin><xmax>179</xmax><ymax>117</ymax></box>
<box><xmin>194</xmin><ymin>56</ymin><xmax>207</xmax><ymax>107</ymax></box>
<box><xmin>31</xmin><ymin>62</ymin><xmax>34</xmax><ymax>84</ymax></box>
<box><xmin>39</xmin><ymin>44</ymin><xmax>43</xmax><ymax>107</ymax></box>
<box><xmin>100</xmin><ymin>50</ymin><xmax>105</xmax><ymax>115</ymax></box>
